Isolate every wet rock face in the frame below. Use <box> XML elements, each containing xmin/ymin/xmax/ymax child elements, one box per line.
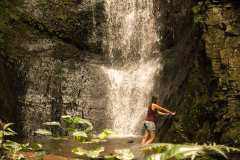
<box><xmin>0</xmin><ymin>0</ymin><xmax>109</xmax><ymax>137</ymax></box>
<box><xmin>204</xmin><ymin>1</ymin><xmax>240</xmax><ymax>145</ymax></box>
<box><xmin>157</xmin><ymin>0</ymin><xmax>240</xmax><ymax>146</ymax></box>
<box><xmin>19</xmin><ymin>0</ymin><xmax>107</xmax><ymax>54</ymax></box>
<box><xmin>17</xmin><ymin>33</ymin><xmax>109</xmax><ymax>137</ymax></box>
<box><xmin>0</xmin><ymin>56</ymin><xmax>19</xmax><ymax>123</ymax></box>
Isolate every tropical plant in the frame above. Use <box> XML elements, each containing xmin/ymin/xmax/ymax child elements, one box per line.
<box><xmin>3</xmin><ymin>140</ymin><xmax>29</xmax><ymax>160</ymax></box>
<box><xmin>0</xmin><ymin>122</ymin><xmax>45</xmax><ymax>160</ymax></box>
<box><xmin>72</xmin><ymin>146</ymin><xmax>104</xmax><ymax>159</ymax></box>
<box><xmin>114</xmin><ymin>149</ymin><xmax>135</xmax><ymax>160</ymax></box>
<box><xmin>0</xmin><ymin>123</ymin><xmax>17</xmax><ymax>145</ymax></box>
<box><xmin>72</xmin><ymin>147</ymin><xmax>135</xmax><ymax>160</ymax></box>
<box><xmin>143</xmin><ymin>143</ymin><xmax>240</xmax><ymax>160</ymax></box>
<box><xmin>192</xmin><ymin>1</ymin><xmax>208</xmax><ymax>25</ymax></box>
<box><xmin>61</xmin><ymin>115</ymin><xmax>93</xmax><ymax>133</ymax></box>
<box><xmin>35</xmin><ymin>115</ymin><xmax>113</xmax><ymax>144</ymax></box>
<box><xmin>35</xmin><ymin>115</ymin><xmax>125</xmax><ymax>159</ymax></box>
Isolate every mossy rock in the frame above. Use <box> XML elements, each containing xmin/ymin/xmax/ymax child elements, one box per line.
<box><xmin>221</xmin><ymin>122</ymin><xmax>240</xmax><ymax>146</ymax></box>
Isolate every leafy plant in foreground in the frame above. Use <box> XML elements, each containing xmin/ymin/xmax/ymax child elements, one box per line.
<box><xmin>72</xmin><ymin>147</ymin><xmax>135</xmax><ymax>160</ymax></box>
<box><xmin>35</xmin><ymin>115</ymin><xmax>136</xmax><ymax>160</ymax></box>
<box><xmin>72</xmin><ymin>146</ymin><xmax>104</xmax><ymax>159</ymax></box>
<box><xmin>0</xmin><ymin>123</ymin><xmax>17</xmax><ymax>146</ymax></box>
<box><xmin>0</xmin><ymin>123</ymin><xmax>46</xmax><ymax>160</ymax></box>
<box><xmin>143</xmin><ymin>143</ymin><xmax>240</xmax><ymax>160</ymax></box>
<box><xmin>35</xmin><ymin>115</ymin><xmax>113</xmax><ymax>144</ymax></box>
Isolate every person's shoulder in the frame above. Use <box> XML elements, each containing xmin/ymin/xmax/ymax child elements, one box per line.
<box><xmin>151</xmin><ymin>103</ymin><xmax>158</xmax><ymax>109</ymax></box>
<box><xmin>152</xmin><ymin>103</ymin><xmax>158</xmax><ymax>107</ymax></box>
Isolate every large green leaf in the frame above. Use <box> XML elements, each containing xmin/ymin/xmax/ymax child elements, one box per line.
<box><xmin>61</xmin><ymin>115</ymin><xmax>93</xmax><ymax>132</ymax></box>
<box><xmin>3</xmin><ymin>128</ymin><xmax>17</xmax><ymax>136</ymax></box>
<box><xmin>3</xmin><ymin>123</ymin><xmax>14</xmax><ymax>130</ymax></box>
<box><xmin>72</xmin><ymin>146</ymin><xmax>104</xmax><ymax>158</ymax></box>
<box><xmin>0</xmin><ymin>130</ymin><xmax>3</xmax><ymax>138</ymax></box>
<box><xmin>72</xmin><ymin>131</ymin><xmax>88</xmax><ymax>142</ymax></box>
<box><xmin>1</xmin><ymin>123</ymin><xmax>17</xmax><ymax>136</ymax></box>
<box><xmin>30</xmin><ymin>143</ymin><xmax>43</xmax><ymax>151</ymax></box>
<box><xmin>34</xmin><ymin>129</ymin><xmax>52</xmax><ymax>136</ymax></box>
<box><xmin>143</xmin><ymin>143</ymin><xmax>240</xmax><ymax>160</ymax></box>
<box><xmin>42</xmin><ymin>121</ymin><xmax>61</xmax><ymax>126</ymax></box>
<box><xmin>3</xmin><ymin>140</ymin><xmax>22</xmax><ymax>152</ymax></box>
<box><xmin>97</xmin><ymin>129</ymin><xmax>113</xmax><ymax>140</ymax></box>
<box><xmin>115</xmin><ymin>149</ymin><xmax>135</xmax><ymax>160</ymax></box>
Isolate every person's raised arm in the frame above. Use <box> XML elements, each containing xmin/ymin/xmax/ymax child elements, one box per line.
<box><xmin>152</xmin><ymin>104</ymin><xmax>176</xmax><ymax>115</ymax></box>
<box><xmin>157</xmin><ymin>111</ymin><xmax>170</xmax><ymax>116</ymax></box>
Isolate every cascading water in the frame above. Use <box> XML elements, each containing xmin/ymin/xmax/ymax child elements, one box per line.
<box><xmin>102</xmin><ymin>0</ymin><xmax>161</xmax><ymax>135</ymax></box>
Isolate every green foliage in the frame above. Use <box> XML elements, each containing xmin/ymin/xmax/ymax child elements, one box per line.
<box><xmin>143</xmin><ymin>143</ymin><xmax>240</xmax><ymax>160</ymax></box>
<box><xmin>42</xmin><ymin>121</ymin><xmax>61</xmax><ymax>126</ymax></box>
<box><xmin>0</xmin><ymin>123</ymin><xmax>17</xmax><ymax>146</ymax></box>
<box><xmin>97</xmin><ymin>129</ymin><xmax>113</xmax><ymax>140</ymax></box>
<box><xmin>36</xmin><ymin>116</ymin><xmax>118</xmax><ymax>159</ymax></box>
<box><xmin>192</xmin><ymin>1</ymin><xmax>208</xmax><ymax>25</ymax></box>
<box><xmin>72</xmin><ymin>147</ymin><xmax>135</xmax><ymax>160</ymax></box>
<box><xmin>3</xmin><ymin>140</ymin><xmax>28</xmax><ymax>160</ymax></box>
<box><xmin>0</xmin><ymin>122</ymin><xmax>47</xmax><ymax>160</ymax></box>
<box><xmin>35</xmin><ymin>115</ymin><xmax>113</xmax><ymax>144</ymax></box>
<box><xmin>72</xmin><ymin>146</ymin><xmax>104</xmax><ymax>158</ymax></box>
<box><xmin>114</xmin><ymin>149</ymin><xmax>135</xmax><ymax>160</ymax></box>
<box><xmin>2</xmin><ymin>140</ymin><xmax>45</xmax><ymax>160</ymax></box>
<box><xmin>34</xmin><ymin>129</ymin><xmax>53</xmax><ymax>136</ymax></box>
<box><xmin>61</xmin><ymin>115</ymin><xmax>93</xmax><ymax>133</ymax></box>
<box><xmin>0</xmin><ymin>123</ymin><xmax>35</xmax><ymax>160</ymax></box>
<box><xmin>72</xmin><ymin>131</ymin><xmax>88</xmax><ymax>141</ymax></box>
<box><xmin>2</xmin><ymin>123</ymin><xmax>17</xmax><ymax>135</ymax></box>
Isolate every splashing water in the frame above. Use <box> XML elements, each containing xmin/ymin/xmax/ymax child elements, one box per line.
<box><xmin>102</xmin><ymin>0</ymin><xmax>160</xmax><ymax>135</ymax></box>
<box><xmin>102</xmin><ymin>60</ymin><xmax>161</xmax><ymax>135</ymax></box>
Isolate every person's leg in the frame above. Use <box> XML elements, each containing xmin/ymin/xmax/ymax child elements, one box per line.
<box><xmin>141</xmin><ymin>129</ymin><xmax>150</xmax><ymax>145</ymax></box>
<box><xmin>145</xmin><ymin>131</ymin><xmax>156</xmax><ymax>144</ymax></box>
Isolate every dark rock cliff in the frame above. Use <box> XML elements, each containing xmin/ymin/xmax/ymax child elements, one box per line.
<box><xmin>157</xmin><ymin>0</ymin><xmax>240</xmax><ymax>146</ymax></box>
<box><xmin>0</xmin><ymin>0</ymin><xmax>109</xmax><ymax>137</ymax></box>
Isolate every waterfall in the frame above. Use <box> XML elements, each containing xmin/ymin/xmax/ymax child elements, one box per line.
<box><xmin>102</xmin><ymin>0</ymin><xmax>161</xmax><ymax>135</ymax></box>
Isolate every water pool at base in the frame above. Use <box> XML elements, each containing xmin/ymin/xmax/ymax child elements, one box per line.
<box><xmin>25</xmin><ymin>136</ymin><xmax>144</xmax><ymax>160</ymax></box>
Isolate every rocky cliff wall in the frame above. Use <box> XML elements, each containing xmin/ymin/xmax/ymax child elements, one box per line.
<box><xmin>0</xmin><ymin>0</ymin><xmax>109</xmax><ymax>137</ymax></box>
<box><xmin>157</xmin><ymin>0</ymin><xmax>240</xmax><ymax>146</ymax></box>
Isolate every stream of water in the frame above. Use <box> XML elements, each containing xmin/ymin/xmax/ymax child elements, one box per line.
<box><xmin>102</xmin><ymin>0</ymin><xmax>161</xmax><ymax>135</ymax></box>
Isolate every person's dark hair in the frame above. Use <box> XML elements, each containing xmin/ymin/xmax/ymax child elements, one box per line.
<box><xmin>151</xmin><ymin>96</ymin><xmax>158</xmax><ymax>104</ymax></box>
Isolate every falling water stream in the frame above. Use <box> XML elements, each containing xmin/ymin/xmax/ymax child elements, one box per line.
<box><xmin>102</xmin><ymin>0</ymin><xmax>161</xmax><ymax>135</ymax></box>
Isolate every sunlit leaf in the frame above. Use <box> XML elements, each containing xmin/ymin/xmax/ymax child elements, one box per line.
<box><xmin>81</xmin><ymin>138</ymin><xmax>101</xmax><ymax>144</ymax></box>
<box><xmin>143</xmin><ymin>143</ymin><xmax>240</xmax><ymax>160</ymax></box>
<box><xmin>34</xmin><ymin>129</ymin><xmax>52</xmax><ymax>136</ymax></box>
<box><xmin>3</xmin><ymin>123</ymin><xmax>14</xmax><ymax>130</ymax></box>
<box><xmin>72</xmin><ymin>147</ymin><xmax>104</xmax><ymax>158</ymax></box>
<box><xmin>3</xmin><ymin>140</ymin><xmax>22</xmax><ymax>152</ymax></box>
<box><xmin>0</xmin><ymin>130</ymin><xmax>3</xmax><ymax>137</ymax></box>
<box><xmin>31</xmin><ymin>143</ymin><xmax>43</xmax><ymax>151</ymax></box>
<box><xmin>115</xmin><ymin>149</ymin><xmax>134</xmax><ymax>160</ymax></box>
<box><xmin>43</xmin><ymin>121</ymin><xmax>61</xmax><ymax>126</ymax></box>
<box><xmin>104</xmin><ymin>155</ymin><xmax>116</xmax><ymax>160</ymax></box>
<box><xmin>19</xmin><ymin>143</ymin><xmax>30</xmax><ymax>152</ymax></box>
<box><xmin>61</xmin><ymin>115</ymin><xmax>71</xmax><ymax>119</ymax></box>
<box><xmin>97</xmin><ymin>129</ymin><xmax>113</xmax><ymax>140</ymax></box>
<box><xmin>72</xmin><ymin>131</ymin><xmax>88</xmax><ymax>142</ymax></box>
<box><xmin>73</xmin><ymin>117</ymin><xmax>93</xmax><ymax>132</ymax></box>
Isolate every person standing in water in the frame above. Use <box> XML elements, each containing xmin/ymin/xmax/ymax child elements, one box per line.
<box><xmin>141</xmin><ymin>96</ymin><xmax>176</xmax><ymax>145</ymax></box>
